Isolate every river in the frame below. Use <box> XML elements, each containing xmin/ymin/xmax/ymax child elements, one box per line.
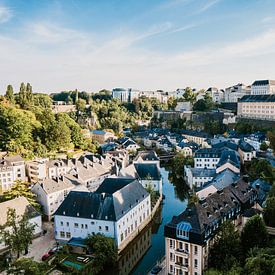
<box><xmin>129</xmin><ymin>167</ymin><xmax>188</xmax><ymax>275</ymax></box>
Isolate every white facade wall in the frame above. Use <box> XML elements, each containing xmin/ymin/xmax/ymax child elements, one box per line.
<box><xmin>32</xmin><ymin>184</ymin><xmax>75</xmax><ymax>217</ymax></box>
<box><xmin>166</xmin><ymin>237</ymin><xmax>204</xmax><ymax>275</ymax></box>
<box><xmin>237</xmin><ymin>101</ymin><xmax>275</xmax><ymax>120</ymax></box>
<box><xmin>48</xmin><ymin>166</ymin><xmax>70</xmax><ymax>179</ymax></box>
<box><xmin>251</xmin><ymin>84</ymin><xmax>275</xmax><ymax>95</ymax></box>
<box><xmin>140</xmin><ymin>179</ymin><xmax>162</xmax><ymax>195</ymax></box>
<box><xmin>194</xmin><ymin>157</ymin><xmax>219</xmax><ymax>169</ymax></box>
<box><xmin>54</xmin><ymin>195</ymin><xmax>151</xmax><ymax>249</ymax></box>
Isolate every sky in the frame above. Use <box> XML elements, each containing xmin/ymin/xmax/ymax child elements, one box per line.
<box><xmin>0</xmin><ymin>0</ymin><xmax>275</xmax><ymax>93</ymax></box>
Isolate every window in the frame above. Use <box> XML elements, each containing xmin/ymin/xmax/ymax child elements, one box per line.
<box><xmin>60</xmin><ymin>231</ymin><xmax>65</xmax><ymax>238</ymax></box>
<box><xmin>60</xmin><ymin>221</ymin><xmax>63</xmax><ymax>226</ymax></box>
<box><xmin>66</xmin><ymin>222</ymin><xmax>69</xmax><ymax>226</ymax></box>
<box><xmin>194</xmin><ymin>245</ymin><xmax>198</xmax><ymax>255</ymax></box>
<box><xmin>81</xmin><ymin>224</ymin><xmax>84</xmax><ymax>229</ymax></box>
<box><xmin>85</xmin><ymin>224</ymin><xmax>88</xmax><ymax>229</ymax></box>
<box><xmin>91</xmin><ymin>221</ymin><xmax>95</xmax><ymax>225</ymax></box>
<box><xmin>194</xmin><ymin>259</ymin><xmax>198</xmax><ymax>268</ymax></box>
<box><xmin>120</xmin><ymin>233</ymin><xmax>124</xmax><ymax>242</ymax></box>
<box><xmin>105</xmin><ymin>226</ymin><xmax>109</xmax><ymax>231</ymax></box>
<box><xmin>99</xmin><ymin>226</ymin><xmax>102</xmax><ymax>231</ymax></box>
<box><xmin>66</xmin><ymin>232</ymin><xmax>71</xmax><ymax>238</ymax></box>
<box><xmin>74</xmin><ymin>223</ymin><xmax>78</xmax><ymax>228</ymax></box>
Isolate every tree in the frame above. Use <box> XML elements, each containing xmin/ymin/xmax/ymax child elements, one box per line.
<box><xmin>264</xmin><ymin>196</ymin><xmax>275</xmax><ymax>227</ymax></box>
<box><xmin>268</xmin><ymin>131</ymin><xmax>275</xmax><ymax>153</ymax></box>
<box><xmin>243</xmin><ymin>247</ymin><xmax>275</xmax><ymax>275</ymax></box>
<box><xmin>7</xmin><ymin>258</ymin><xmax>47</xmax><ymax>275</ymax></box>
<box><xmin>5</xmin><ymin>85</ymin><xmax>15</xmax><ymax>104</ymax></box>
<box><xmin>209</xmin><ymin>221</ymin><xmax>241</xmax><ymax>271</ymax></box>
<box><xmin>2</xmin><ymin>181</ymin><xmax>40</xmax><ymax>210</ymax></box>
<box><xmin>76</xmin><ymin>98</ymin><xmax>86</xmax><ymax>113</ymax></box>
<box><xmin>0</xmin><ymin>208</ymin><xmax>35</xmax><ymax>258</ymax></box>
<box><xmin>86</xmin><ymin>233</ymin><xmax>117</xmax><ymax>272</ymax></box>
<box><xmin>260</xmin><ymin>142</ymin><xmax>269</xmax><ymax>151</ymax></box>
<box><xmin>187</xmin><ymin>193</ymin><xmax>199</xmax><ymax>207</ymax></box>
<box><xmin>241</xmin><ymin>215</ymin><xmax>268</xmax><ymax>255</ymax></box>
<box><xmin>183</xmin><ymin>87</ymin><xmax>196</xmax><ymax>104</ymax></box>
<box><xmin>167</xmin><ymin>96</ymin><xmax>177</xmax><ymax>110</ymax></box>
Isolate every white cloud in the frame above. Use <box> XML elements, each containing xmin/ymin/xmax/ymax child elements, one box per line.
<box><xmin>196</xmin><ymin>0</ymin><xmax>220</xmax><ymax>14</ymax></box>
<box><xmin>0</xmin><ymin>21</ymin><xmax>275</xmax><ymax>93</ymax></box>
<box><xmin>0</xmin><ymin>5</ymin><xmax>13</xmax><ymax>23</ymax></box>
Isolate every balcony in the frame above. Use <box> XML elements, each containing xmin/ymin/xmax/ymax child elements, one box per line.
<box><xmin>175</xmin><ymin>248</ymin><xmax>189</xmax><ymax>256</ymax></box>
<box><xmin>174</xmin><ymin>262</ymin><xmax>189</xmax><ymax>271</ymax></box>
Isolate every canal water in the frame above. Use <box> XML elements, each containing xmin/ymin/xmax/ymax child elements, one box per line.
<box><xmin>130</xmin><ymin>167</ymin><xmax>188</xmax><ymax>275</ymax></box>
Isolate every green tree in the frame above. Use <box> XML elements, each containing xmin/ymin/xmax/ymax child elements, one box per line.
<box><xmin>7</xmin><ymin>258</ymin><xmax>47</xmax><ymax>275</ymax></box>
<box><xmin>260</xmin><ymin>142</ymin><xmax>269</xmax><ymax>151</ymax></box>
<box><xmin>268</xmin><ymin>131</ymin><xmax>275</xmax><ymax>153</ymax></box>
<box><xmin>209</xmin><ymin>221</ymin><xmax>241</xmax><ymax>271</ymax></box>
<box><xmin>0</xmin><ymin>208</ymin><xmax>35</xmax><ymax>258</ymax></box>
<box><xmin>76</xmin><ymin>98</ymin><xmax>86</xmax><ymax>113</ymax></box>
<box><xmin>5</xmin><ymin>85</ymin><xmax>15</xmax><ymax>104</ymax></box>
<box><xmin>167</xmin><ymin>96</ymin><xmax>177</xmax><ymax>110</ymax></box>
<box><xmin>183</xmin><ymin>87</ymin><xmax>196</xmax><ymax>104</ymax></box>
<box><xmin>264</xmin><ymin>196</ymin><xmax>275</xmax><ymax>227</ymax></box>
<box><xmin>241</xmin><ymin>215</ymin><xmax>268</xmax><ymax>255</ymax></box>
<box><xmin>2</xmin><ymin>181</ymin><xmax>40</xmax><ymax>210</ymax></box>
<box><xmin>86</xmin><ymin>233</ymin><xmax>117</xmax><ymax>273</ymax></box>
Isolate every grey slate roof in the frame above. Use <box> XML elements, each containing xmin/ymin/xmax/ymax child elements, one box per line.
<box><xmin>165</xmin><ymin>178</ymin><xmax>256</xmax><ymax>238</ymax></box>
<box><xmin>134</xmin><ymin>151</ymin><xmax>159</xmax><ymax>161</ymax></box>
<box><xmin>210</xmin><ymin>169</ymin><xmax>240</xmax><ymax>190</ymax></box>
<box><xmin>217</xmin><ymin>150</ymin><xmax>240</xmax><ymax>169</ymax></box>
<box><xmin>239</xmin><ymin>95</ymin><xmax>275</xmax><ymax>102</ymax></box>
<box><xmin>194</xmin><ymin>148</ymin><xmax>221</xmax><ymax>158</ymax></box>
<box><xmin>190</xmin><ymin>168</ymin><xmax>216</xmax><ymax>178</ymax></box>
<box><xmin>239</xmin><ymin>140</ymin><xmax>255</xmax><ymax>152</ymax></box>
<box><xmin>134</xmin><ymin>163</ymin><xmax>161</xmax><ymax>180</ymax></box>
<box><xmin>252</xmin><ymin>80</ymin><xmax>275</xmax><ymax>86</ymax></box>
<box><xmin>55</xmin><ymin>178</ymin><xmax>149</xmax><ymax>221</ymax></box>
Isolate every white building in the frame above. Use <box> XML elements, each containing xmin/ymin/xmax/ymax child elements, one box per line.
<box><xmin>251</xmin><ymin>80</ymin><xmax>275</xmax><ymax>95</ymax></box>
<box><xmin>206</xmin><ymin>87</ymin><xmax>224</xmax><ymax>103</ymax></box>
<box><xmin>26</xmin><ymin>158</ymin><xmax>49</xmax><ymax>183</ymax></box>
<box><xmin>0</xmin><ymin>197</ymin><xmax>42</xmax><ymax>251</ymax></box>
<box><xmin>112</xmin><ymin>88</ymin><xmax>140</xmax><ymax>102</ymax></box>
<box><xmin>175</xmin><ymin>102</ymin><xmax>192</xmax><ymax>112</ymax></box>
<box><xmin>31</xmin><ymin>176</ymin><xmax>77</xmax><ymax>219</ymax></box>
<box><xmin>237</xmin><ymin>94</ymin><xmax>275</xmax><ymax>121</ymax></box>
<box><xmin>119</xmin><ymin>163</ymin><xmax>162</xmax><ymax>195</ymax></box>
<box><xmin>0</xmin><ymin>155</ymin><xmax>26</xmax><ymax>193</ymax></box>
<box><xmin>54</xmin><ymin>178</ymin><xmax>151</xmax><ymax>250</ymax></box>
<box><xmin>224</xmin><ymin>83</ymin><xmax>251</xmax><ymax>103</ymax></box>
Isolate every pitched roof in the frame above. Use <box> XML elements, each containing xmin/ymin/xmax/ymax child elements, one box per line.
<box><xmin>216</xmin><ymin>150</ymin><xmax>240</xmax><ymax>169</ymax></box>
<box><xmin>190</xmin><ymin>168</ymin><xmax>216</xmax><ymax>178</ymax></box>
<box><xmin>239</xmin><ymin>140</ymin><xmax>255</xmax><ymax>152</ymax></box>
<box><xmin>0</xmin><ymin>197</ymin><xmax>40</xmax><ymax>226</ymax></box>
<box><xmin>55</xmin><ymin>179</ymin><xmax>149</xmax><ymax>221</ymax></box>
<box><xmin>209</xmin><ymin>169</ymin><xmax>240</xmax><ymax>190</ymax></box>
<box><xmin>134</xmin><ymin>151</ymin><xmax>159</xmax><ymax>161</ymax></box>
<box><xmin>134</xmin><ymin>163</ymin><xmax>161</xmax><ymax>180</ymax></box>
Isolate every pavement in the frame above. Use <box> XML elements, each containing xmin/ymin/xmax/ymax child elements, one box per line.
<box><xmin>24</xmin><ymin>221</ymin><xmax>56</xmax><ymax>262</ymax></box>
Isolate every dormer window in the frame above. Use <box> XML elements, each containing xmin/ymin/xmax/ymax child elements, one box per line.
<box><xmin>176</xmin><ymin>222</ymin><xmax>192</xmax><ymax>240</ymax></box>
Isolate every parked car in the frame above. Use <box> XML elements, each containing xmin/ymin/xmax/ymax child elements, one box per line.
<box><xmin>150</xmin><ymin>265</ymin><xmax>162</xmax><ymax>274</ymax></box>
<box><xmin>41</xmin><ymin>253</ymin><xmax>51</xmax><ymax>261</ymax></box>
<box><xmin>48</xmin><ymin>246</ymin><xmax>63</xmax><ymax>255</ymax></box>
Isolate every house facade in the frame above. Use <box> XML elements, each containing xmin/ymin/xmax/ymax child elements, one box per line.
<box><xmin>251</xmin><ymin>80</ymin><xmax>275</xmax><ymax>95</ymax></box>
<box><xmin>54</xmin><ymin>178</ymin><xmax>151</xmax><ymax>250</ymax></box>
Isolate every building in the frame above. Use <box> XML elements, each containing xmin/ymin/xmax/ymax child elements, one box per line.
<box><xmin>119</xmin><ymin>163</ymin><xmax>162</xmax><ymax>194</ymax></box>
<box><xmin>175</xmin><ymin>102</ymin><xmax>192</xmax><ymax>112</ymax></box>
<box><xmin>26</xmin><ymin>158</ymin><xmax>49</xmax><ymax>183</ymax></box>
<box><xmin>31</xmin><ymin>176</ymin><xmax>77</xmax><ymax>219</ymax></box>
<box><xmin>238</xmin><ymin>140</ymin><xmax>256</xmax><ymax>162</ymax></box>
<box><xmin>0</xmin><ymin>155</ymin><xmax>26</xmax><ymax>193</ymax></box>
<box><xmin>0</xmin><ymin>197</ymin><xmax>42</xmax><ymax>251</ymax></box>
<box><xmin>237</xmin><ymin>95</ymin><xmax>275</xmax><ymax>121</ymax></box>
<box><xmin>224</xmin><ymin>83</ymin><xmax>251</xmax><ymax>103</ymax></box>
<box><xmin>112</xmin><ymin>88</ymin><xmax>140</xmax><ymax>102</ymax></box>
<box><xmin>206</xmin><ymin>87</ymin><xmax>224</xmax><ymax>103</ymax></box>
<box><xmin>181</xmin><ymin>130</ymin><xmax>210</xmax><ymax>147</ymax></box>
<box><xmin>91</xmin><ymin>130</ymin><xmax>116</xmax><ymax>144</ymax></box>
<box><xmin>164</xmin><ymin>179</ymin><xmax>257</xmax><ymax>275</ymax></box>
<box><xmin>133</xmin><ymin>151</ymin><xmax>160</xmax><ymax>168</ymax></box>
<box><xmin>176</xmin><ymin>142</ymin><xmax>199</xmax><ymax>157</ymax></box>
<box><xmin>54</xmin><ymin>178</ymin><xmax>151</xmax><ymax>250</ymax></box>
<box><xmin>251</xmin><ymin>80</ymin><xmax>275</xmax><ymax>95</ymax></box>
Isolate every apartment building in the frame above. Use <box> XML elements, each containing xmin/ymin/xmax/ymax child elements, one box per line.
<box><xmin>54</xmin><ymin>178</ymin><xmax>151</xmax><ymax>250</ymax></box>
<box><xmin>26</xmin><ymin>158</ymin><xmax>49</xmax><ymax>183</ymax></box>
<box><xmin>224</xmin><ymin>83</ymin><xmax>251</xmax><ymax>103</ymax></box>
<box><xmin>251</xmin><ymin>80</ymin><xmax>275</xmax><ymax>95</ymax></box>
<box><xmin>237</xmin><ymin>95</ymin><xmax>275</xmax><ymax>121</ymax></box>
<box><xmin>164</xmin><ymin>179</ymin><xmax>257</xmax><ymax>275</ymax></box>
<box><xmin>181</xmin><ymin>130</ymin><xmax>210</xmax><ymax>147</ymax></box>
<box><xmin>0</xmin><ymin>155</ymin><xmax>25</xmax><ymax>193</ymax></box>
<box><xmin>91</xmin><ymin>130</ymin><xmax>116</xmax><ymax>144</ymax></box>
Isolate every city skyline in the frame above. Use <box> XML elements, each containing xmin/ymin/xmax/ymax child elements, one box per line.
<box><xmin>0</xmin><ymin>0</ymin><xmax>275</xmax><ymax>93</ymax></box>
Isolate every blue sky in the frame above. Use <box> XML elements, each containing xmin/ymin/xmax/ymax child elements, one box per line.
<box><xmin>0</xmin><ymin>0</ymin><xmax>275</xmax><ymax>93</ymax></box>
